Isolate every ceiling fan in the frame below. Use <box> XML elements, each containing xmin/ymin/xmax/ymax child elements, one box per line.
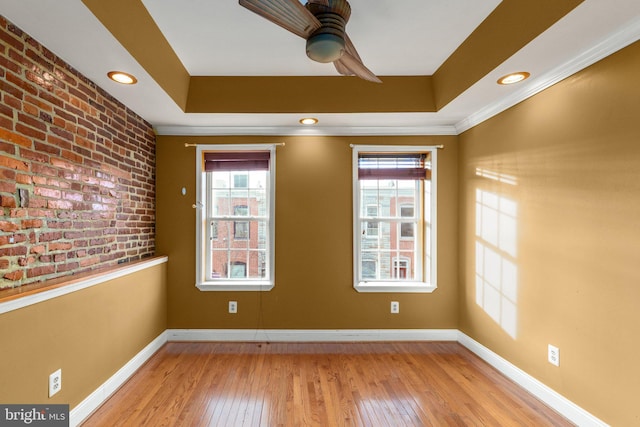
<box><xmin>239</xmin><ymin>0</ymin><xmax>382</xmax><ymax>83</ymax></box>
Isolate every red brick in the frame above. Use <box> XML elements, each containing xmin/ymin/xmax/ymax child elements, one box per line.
<box><xmin>4</xmin><ymin>270</ymin><xmax>23</xmax><ymax>281</ymax></box>
<box><xmin>0</xmin><ymin>155</ymin><xmax>28</xmax><ymax>171</ymax></box>
<box><xmin>15</xmin><ymin>123</ymin><xmax>46</xmax><ymax>141</ymax></box>
<box><xmin>0</xmin><ymin>246</ymin><xmax>27</xmax><ymax>256</ymax></box>
<box><xmin>9</xmin><ymin>209</ymin><xmax>27</xmax><ymax>218</ymax></box>
<box><xmin>79</xmin><ymin>256</ymin><xmax>100</xmax><ymax>267</ymax></box>
<box><xmin>0</xmin><ymin>56</ymin><xmax>21</xmax><ymax>74</ymax></box>
<box><xmin>31</xmin><ymin>163</ymin><xmax>57</xmax><ymax>177</ymax></box>
<box><xmin>24</xmin><ymin>94</ymin><xmax>53</xmax><ymax>112</ymax></box>
<box><xmin>0</xmin><ymin>195</ymin><xmax>16</xmax><ymax>208</ymax></box>
<box><xmin>39</xmin><ymin>231</ymin><xmax>62</xmax><ymax>242</ymax></box>
<box><xmin>20</xmin><ymin>148</ymin><xmax>49</xmax><ymax>163</ymax></box>
<box><xmin>0</xmin><ymin>180</ymin><xmax>16</xmax><ymax>192</ymax></box>
<box><xmin>21</xmin><ymin>219</ymin><xmax>42</xmax><ymax>228</ymax></box>
<box><xmin>61</xmin><ymin>149</ymin><xmax>83</xmax><ymax>163</ymax></box>
<box><xmin>27</xmin><ymin>265</ymin><xmax>55</xmax><ymax>278</ymax></box>
<box><xmin>49</xmin><ymin>242</ymin><xmax>72</xmax><ymax>251</ymax></box>
<box><xmin>0</xmin><ymin>115</ymin><xmax>13</xmax><ymax>130</ymax></box>
<box><xmin>0</xmin><ymin>29</ymin><xmax>24</xmax><ymax>51</ymax></box>
<box><xmin>23</xmin><ymin>102</ymin><xmax>38</xmax><ymax>116</ymax></box>
<box><xmin>0</xmin><ymin>221</ymin><xmax>19</xmax><ymax>232</ymax></box>
<box><xmin>57</xmin><ymin>262</ymin><xmax>79</xmax><ymax>273</ymax></box>
<box><xmin>34</xmin><ymin>187</ymin><xmax>60</xmax><ymax>199</ymax></box>
<box><xmin>48</xmin><ymin>199</ymin><xmax>73</xmax><ymax>210</ymax></box>
<box><xmin>38</xmin><ymin>89</ymin><xmax>65</xmax><ymax>108</ymax></box>
<box><xmin>7</xmin><ymin>74</ymin><xmax>39</xmax><ymax>97</ymax></box>
<box><xmin>0</xmin><ymin>128</ymin><xmax>32</xmax><ymax>147</ymax></box>
<box><xmin>17</xmin><ymin>112</ymin><xmax>47</xmax><ymax>131</ymax></box>
<box><xmin>50</xmin><ymin>157</ymin><xmax>74</xmax><ymax>171</ymax></box>
<box><xmin>15</xmin><ymin>174</ymin><xmax>32</xmax><ymax>184</ymax></box>
<box><xmin>18</xmin><ymin>256</ymin><xmax>36</xmax><ymax>266</ymax></box>
<box><xmin>0</xmin><ymin>141</ymin><xmax>16</xmax><ymax>154</ymax></box>
<box><xmin>30</xmin><ymin>245</ymin><xmax>45</xmax><ymax>254</ymax></box>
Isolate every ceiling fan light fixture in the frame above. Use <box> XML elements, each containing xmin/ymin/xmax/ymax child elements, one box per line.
<box><xmin>107</xmin><ymin>71</ymin><xmax>137</xmax><ymax>85</ymax></box>
<box><xmin>497</xmin><ymin>71</ymin><xmax>530</xmax><ymax>85</ymax></box>
<box><xmin>306</xmin><ymin>33</ymin><xmax>345</xmax><ymax>63</ymax></box>
<box><xmin>299</xmin><ymin>117</ymin><xmax>318</xmax><ymax>125</ymax></box>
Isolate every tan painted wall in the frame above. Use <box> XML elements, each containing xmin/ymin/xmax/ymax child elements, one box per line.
<box><xmin>458</xmin><ymin>40</ymin><xmax>640</xmax><ymax>425</ymax></box>
<box><xmin>0</xmin><ymin>262</ymin><xmax>167</xmax><ymax>409</ymax></box>
<box><xmin>157</xmin><ymin>135</ymin><xmax>458</xmax><ymax>329</ymax></box>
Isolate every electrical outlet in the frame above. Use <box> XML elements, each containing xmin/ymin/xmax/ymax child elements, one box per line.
<box><xmin>390</xmin><ymin>301</ymin><xmax>400</xmax><ymax>314</ymax></box>
<box><xmin>548</xmin><ymin>344</ymin><xmax>560</xmax><ymax>366</ymax></box>
<box><xmin>49</xmin><ymin>369</ymin><xmax>62</xmax><ymax>397</ymax></box>
<box><xmin>228</xmin><ymin>301</ymin><xmax>237</xmax><ymax>314</ymax></box>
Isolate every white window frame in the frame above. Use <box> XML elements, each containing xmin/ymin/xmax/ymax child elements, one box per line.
<box><xmin>195</xmin><ymin>144</ymin><xmax>276</xmax><ymax>291</ymax></box>
<box><xmin>352</xmin><ymin>145</ymin><xmax>437</xmax><ymax>293</ymax></box>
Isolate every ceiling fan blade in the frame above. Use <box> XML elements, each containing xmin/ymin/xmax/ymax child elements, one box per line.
<box><xmin>334</xmin><ymin>60</ymin><xmax>352</xmax><ymax>76</ymax></box>
<box><xmin>343</xmin><ymin>34</ymin><xmax>362</xmax><ymax>63</ymax></box>
<box><xmin>334</xmin><ymin>34</ymin><xmax>382</xmax><ymax>83</ymax></box>
<box><xmin>239</xmin><ymin>0</ymin><xmax>321</xmax><ymax>39</ymax></box>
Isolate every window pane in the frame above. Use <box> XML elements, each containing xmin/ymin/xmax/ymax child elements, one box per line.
<box><xmin>233</xmin><ymin>174</ymin><xmax>248</xmax><ymax>188</ymax></box>
<box><xmin>230</xmin><ymin>262</ymin><xmax>246</xmax><ymax>278</ymax></box>
<box><xmin>362</xmin><ymin>260</ymin><xmax>377</xmax><ymax>279</ymax></box>
<box><xmin>353</xmin><ymin>147</ymin><xmax>436</xmax><ymax>291</ymax></box>
<box><xmin>360</xmin><ymin>218</ymin><xmax>417</xmax><ymax>281</ymax></box>
<box><xmin>206</xmin><ymin>169</ymin><xmax>269</xmax><ymax>280</ymax></box>
<box><xmin>400</xmin><ymin>222</ymin><xmax>414</xmax><ymax>238</ymax></box>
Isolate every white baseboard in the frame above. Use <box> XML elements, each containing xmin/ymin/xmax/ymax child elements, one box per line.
<box><xmin>166</xmin><ymin>328</ymin><xmax>459</xmax><ymax>342</ymax></box>
<box><xmin>72</xmin><ymin>329</ymin><xmax>608</xmax><ymax>427</ymax></box>
<box><xmin>70</xmin><ymin>331</ymin><xmax>168</xmax><ymax>427</ymax></box>
<box><xmin>457</xmin><ymin>332</ymin><xmax>608</xmax><ymax>427</ymax></box>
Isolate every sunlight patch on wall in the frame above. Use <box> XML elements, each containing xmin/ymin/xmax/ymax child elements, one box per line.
<box><xmin>475</xmin><ymin>168</ymin><xmax>517</xmax><ymax>185</ymax></box>
<box><xmin>475</xmin><ymin>188</ymin><xmax>518</xmax><ymax>338</ymax></box>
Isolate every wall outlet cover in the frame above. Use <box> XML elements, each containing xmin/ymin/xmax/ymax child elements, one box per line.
<box><xmin>49</xmin><ymin>369</ymin><xmax>62</xmax><ymax>397</ymax></box>
<box><xmin>548</xmin><ymin>344</ymin><xmax>560</xmax><ymax>366</ymax></box>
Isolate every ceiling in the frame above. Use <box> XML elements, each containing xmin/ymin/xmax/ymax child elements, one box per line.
<box><xmin>0</xmin><ymin>0</ymin><xmax>639</xmax><ymax>136</ymax></box>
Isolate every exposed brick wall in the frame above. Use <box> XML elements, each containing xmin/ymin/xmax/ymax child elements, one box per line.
<box><xmin>0</xmin><ymin>16</ymin><xmax>155</xmax><ymax>289</ymax></box>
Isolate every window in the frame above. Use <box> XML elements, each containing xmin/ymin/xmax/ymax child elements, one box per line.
<box><xmin>233</xmin><ymin>173</ymin><xmax>248</xmax><ymax>188</ymax></box>
<box><xmin>393</xmin><ymin>258</ymin><xmax>409</xmax><ymax>279</ymax></box>
<box><xmin>352</xmin><ymin>145</ymin><xmax>437</xmax><ymax>293</ymax></box>
<box><xmin>400</xmin><ymin>205</ymin><xmax>414</xmax><ymax>238</ymax></box>
<box><xmin>233</xmin><ymin>205</ymin><xmax>249</xmax><ymax>239</ymax></box>
<box><xmin>196</xmin><ymin>145</ymin><xmax>276</xmax><ymax>291</ymax></box>
<box><xmin>365</xmin><ymin>205</ymin><xmax>379</xmax><ymax>237</ymax></box>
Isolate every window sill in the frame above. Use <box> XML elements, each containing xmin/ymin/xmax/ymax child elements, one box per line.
<box><xmin>196</xmin><ymin>281</ymin><xmax>274</xmax><ymax>292</ymax></box>
<box><xmin>354</xmin><ymin>281</ymin><xmax>437</xmax><ymax>293</ymax></box>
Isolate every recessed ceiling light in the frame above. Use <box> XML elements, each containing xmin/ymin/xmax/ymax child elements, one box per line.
<box><xmin>107</xmin><ymin>71</ymin><xmax>138</xmax><ymax>85</ymax></box>
<box><xmin>497</xmin><ymin>72</ymin><xmax>530</xmax><ymax>85</ymax></box>
<box><xmin>299</xmin><ymin>117</ymin><xmax>318</xmax><ymax>125</ymax></box>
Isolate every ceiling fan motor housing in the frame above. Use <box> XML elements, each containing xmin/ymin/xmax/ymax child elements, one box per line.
<box><xmin>305</xmin><ymin>0</ymin><xmax>351</xmax><ymax>63</ymax></box>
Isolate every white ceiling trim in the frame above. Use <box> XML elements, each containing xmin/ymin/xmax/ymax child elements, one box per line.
<box><xmin>155</xmin><ymin>124</ymin><xmax>459</xmax><ymax>137</ymax></box>
<box><xmin>455</xmin><ymin>14</ymin><xmax>640</xmax><ymax>134</ymax></box>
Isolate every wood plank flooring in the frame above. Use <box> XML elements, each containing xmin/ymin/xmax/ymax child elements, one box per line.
<box><xmin>82</xmin><ymin>341</ymin><xmax>573</xmax><ymax>426</ymax></box>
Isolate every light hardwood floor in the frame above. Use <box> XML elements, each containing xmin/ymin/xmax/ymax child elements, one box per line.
<box><xmin>82</xmin><ymin>341</ymin><xmax>573</xmax><ymax>426</ymax></box>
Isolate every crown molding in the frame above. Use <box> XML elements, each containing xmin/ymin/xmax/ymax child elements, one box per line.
<box><xmin>455</xmin><ymin>15</ymin><xmax>640</xmax><ymax>134</ymax></box>
<box><xmin>154</xmin><ymin>124</ymin><xmax>458</xmax><ymax>136</ymax></box>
